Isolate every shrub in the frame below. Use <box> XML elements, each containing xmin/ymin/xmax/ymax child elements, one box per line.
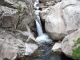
<box><xmin>72</xmin><ymin>38</ymin><xmax>80</xmax><ymax>60</ymax></box>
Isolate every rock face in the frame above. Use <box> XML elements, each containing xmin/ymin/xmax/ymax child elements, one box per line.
<box><xmin>0</xmin><ymin>0</ymin><xmax>37</xmax><ymax>60</ymax></box>
<box><xmin>40</xmin><ymin>0</ymin><xmax>80</xmax><ymax>40</ymax></box>
<box><xmin>0</xmin><ymin>28</ymin><xmax>38</xmax><ymax>60</ymax></box>
<box><xmin>61</xmin><ymin>0</ymin><xmax>80</xmax><ymax>58</ymax></box>
<box><xmin>40</xmin><ymin>2</ymin><xmax>66</xmax><ymax>40</ymax></box>
<box><xmin>0</xmin><ymin>6</ymin><xmax>18</xmax><ymax>29</ymax></box>
<box><xmin>62</xmin><ymin>0</ymin><xmax>80</xmax><ymax>34</ymax></box>
<box><xmin>0</xmin><ymin>0</ymin><xmax>36</xmax><ymax>31</ymax></box>
<box><xmin>0</xmin><ymin>29</ymin><xmax>25</xmax><ymax>60</ymax></box>
<box><xmin>61</xmin><ymin>29</ymin><xmax>80</xmax><ymax>58</ymax></box>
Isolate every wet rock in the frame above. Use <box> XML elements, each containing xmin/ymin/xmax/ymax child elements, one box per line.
<box><xmin>61</xmin><ymin>29</ymin><xmax>80</xmax><ymax>58</ymax></box>
<box><xmin>52</xmin><ymin>42</ymin><xmax>62</xmax><ymax>52</ymax></box>
<box><xmin>40</xmin><ymin>2</ymin><xmax>66</xmax><ymax>40</ymax></box>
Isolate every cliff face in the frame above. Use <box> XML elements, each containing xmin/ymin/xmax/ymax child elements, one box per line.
<box><xmin>0</xmin><ymin>0</ymin><xmax>80</xmax><ymax>60</ymax></box>
<box><xmin>0</xmin><ymin>0</ymin><xmax>38</xmax><ymax>60</ymax></box>
<box><xmin>0</xmin><ymin>0</ymin><xmax>36</xmax><ymax>31</ymax></box>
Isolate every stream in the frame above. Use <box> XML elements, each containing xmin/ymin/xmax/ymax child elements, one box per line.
<box><xmin>18</xmin><ymin>0</ymin><xmax>73</xmax><ymax>60</ymax></box>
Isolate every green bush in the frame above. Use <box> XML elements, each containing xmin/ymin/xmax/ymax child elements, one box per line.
<box><xmin>72</xmin><ymin>38</ymin><xmax>80</xmax><ymax>60</ymax></box>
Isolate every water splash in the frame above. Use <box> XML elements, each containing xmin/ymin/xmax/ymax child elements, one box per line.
<box><xmin>34</xmin><ymin>0</ymin><xmax>52</xmax><ymax>44</ymax></box>
<box><xmin>35</xmin><ymin>17</ymin><xmax>43</xmax><ymax>36</ymax></box>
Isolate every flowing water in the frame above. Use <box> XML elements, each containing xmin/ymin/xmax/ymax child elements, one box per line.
<box><xmin>34</xmin><ymin>0</ymin><xmax>52</xmax><ymax>45</ymax></box>
<box><xmin>18</xmin><ymin>0</ymin><xmax>73</xmax><ymax>60</ymax></box>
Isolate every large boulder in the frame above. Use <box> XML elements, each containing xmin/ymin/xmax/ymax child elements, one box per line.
<box><xmin>62</xmin><ymin>0</ymin><xmax>80</xmax><ymax>34</ymax></box>
<box><xmin>40</xmin><ymin>2</ymin><xmax>66</xmax><ymax>40</ymax></box>
<box><xmin>61</xmin><ymin>29</ymin><xmax>80</xmax><ymax>58</ymax></box>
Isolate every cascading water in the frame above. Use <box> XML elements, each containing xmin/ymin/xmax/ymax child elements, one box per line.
<box><xmin>18</xmin><ymin>0</ymin><xmax>74</xmax><ymax>60</ymax></box>
<box><xmin>35</xmin><ymin>15</ymin><xmax>43</xmax><ymax>36</ymax></box>
<box><xmin>34</xmin><ymin>0</ymin><xmax>52</xmax><ymax>45</ymax></box>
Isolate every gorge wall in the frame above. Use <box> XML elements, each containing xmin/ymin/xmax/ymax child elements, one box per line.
<box><xmin>0</xmin><ymin>0</ymin><xmax>80</xmax><ymax>60</ymax></box>
<box><xmin>0</xmin><ymin>0</ymin><xmax>38</xmax><ymax>60</ymax></box>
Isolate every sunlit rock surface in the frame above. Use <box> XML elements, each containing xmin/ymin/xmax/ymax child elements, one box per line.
<box><xmin>52</xmin><ymin>42</ymin><xmax>62</xmax><ymax>52</ymax></box>
<box><xmin>40</xmin><ymin>2</ymin><xmax>66</xmax><ymax>40</ymax></box>
<box><xmin>25</xmin><ymin>43</ymin><xmax>38</xmax><ymax>55</ymax></box>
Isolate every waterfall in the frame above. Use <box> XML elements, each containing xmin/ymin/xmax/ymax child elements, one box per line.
<box><xmin>35</xmin><ymin>17</ymin><xmax>43</xmax><ymax>36</ymax></box>
<box><xmin>34</xmin><ymin>0</ymin><xmax>52</xmax><ymax>44</ymax></box>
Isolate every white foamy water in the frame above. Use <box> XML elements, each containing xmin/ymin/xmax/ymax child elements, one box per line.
<box><xmin>35</xmin><ymin>17</ymin><xmax>43</xmax><ymax>36</ymax></box>
<box><xmin>34</xmin><ymin>0</ymin><xmax>52</xmax><ymax>44</ymax></box>
<box><xmin>34</xmin><ymin>0</ymin><xmax>39</xmax><ymax>9</ymax></box>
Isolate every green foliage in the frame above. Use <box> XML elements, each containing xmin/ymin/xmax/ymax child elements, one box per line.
<box><xmin>72</xmin><ymin>38</ymin><xmax>80</xmax><ymax>60</ymax></box>
<box><xmin>74</xmin><ymin>38</ymin><xmax>80</xmax><ymax>47</ymax></box>
<box><xmin>72</xmin><ymin>46</ymin><xmax>80</xmax><ymax>60</ymax></box>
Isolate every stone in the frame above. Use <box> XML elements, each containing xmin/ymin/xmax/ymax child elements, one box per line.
<box><xmin>52</xmin><ymin>42</ymin><xmax>62</xmax><ymax>52</ymax></box>
<box><xmin>0</xmin><ymin>29</ymin><xmax>25</xmax><ymax>60</ymax></box>
<box><xmin>16</xmin><ymin>25</ymin><xmax>36</xmax><ymax>43</ymax></box>
<box><xmin>62</xmin><ymin>0</ymin><xmax>77</xmax><ymax>9</ymax></box>
<box><xmin>1</xmin><ymin>43</ymin><xmax>18</xmax><ymax>60</ymax></box>
<box><xmin>0</xmin><ymin>6</ymin><xmax>18</xmax><ymax>29</ymax></box>
<box><xmin>61</xmin><ymin>29</ymin><xmax>80</xmax><ymax>58</ymax></box>
<box><xmin>40</xmin><ymin>2</ymin><xmax>66</xmax><ymax>40</ymax></box>
<box><xmin>25</xmin><ymin>43</ymin><xmax>38</xmax><ymax>55</ymax></box>
<box><xmin>0</xmin><ymin>0</ymin><xmax>36</xmax><ymax>31</ymax></box>
<box><xmin>62</xmin><ymin>0</ymin><xmax>80</xmax><ymax>34</ymax></box>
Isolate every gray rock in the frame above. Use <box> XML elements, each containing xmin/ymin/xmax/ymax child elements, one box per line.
<box><xmin>40</xmin><ymin>2</ymin><xmax>66</xmax><ymax>40</ymax></box>
<box><xmin>0</xmin><ymin>28</ymin><xmax>38</xmax><ymax>60</ymax></box>
<box><xmin>0</xmin><ymin>0</ymin><xmax>36</xmax><ymax>31</ymax></box>
<box><xmin>61</xmin><ymin>29</ymin><xmax>80</xmax><ymax>58</ymax></box>
<box><xmin>25</xmin><ymin>43</ymin><xmax>38</xmax><ymax>55</ymax></box>
<box><xmin>52</xmin><ymin>42</ymin><xmax>62</xmax><ymax>52</ymax></box>
<box><xmin>0</xmin><ymin>6</ymin><xmax>18</xmax><ymax>30</ymax></box>
<box><xmin>62</xmin><ymin>0</ymin><xmax>80</xmax><ymax>34</ymax></box>
<box><xmin>0</xmin><ymin>35</ymin><xmax>25</xmax><ymax>60</ymax></box>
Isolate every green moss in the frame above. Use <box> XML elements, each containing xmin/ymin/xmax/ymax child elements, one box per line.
<box><xmin>72</xmin><ymin>38</ymin><xmax>80</xmax><ymax>60</ymax></box>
